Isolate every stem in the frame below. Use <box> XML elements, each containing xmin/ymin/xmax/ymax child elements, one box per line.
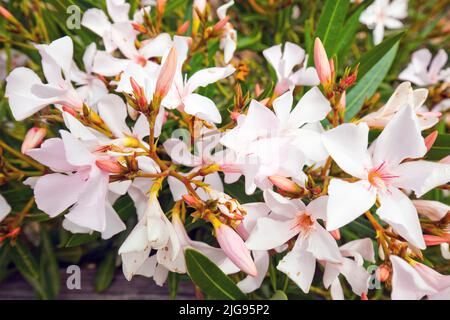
<box><xmin>0</xmin><ymin>139</ymin><xmax>46</xmax><ymax>172</ymax></box>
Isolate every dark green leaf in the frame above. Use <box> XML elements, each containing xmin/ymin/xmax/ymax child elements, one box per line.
<box><xmin>94</xmin><ymin>250</ymin><xmax>117</xmax><ymax>292</ymax></box>
<box><xmin>185</xmin><ymin>248</ymin><xmax>247</xmax><ymax>300</ymax></box>
<box><xmin>40</xmin><ymin>227</ymin><xmax>60</xmax><ymax>299</ymax></box>
<box><xmin>64</xmin><ymin>233</ymin><xmax>100</xmax><ymax>247</ymax></box>
<box><xmin>270</xmin><ymin>290</ymin><xmax>288</xmax><ymax>300</ymax></box>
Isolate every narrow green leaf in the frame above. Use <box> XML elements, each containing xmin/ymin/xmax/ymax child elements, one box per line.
<box><xmin>345</xmin><ymin>43</ymin><xmax>399</xmax><ymax>120</ymax></box>
<box><xmin>64</xmin><ymin>233</ymin><xmax>100</xmax><ymax>247</ymax></box>
<box><xmin>270</xmin><ymin>290</ymin><xmax>288</xmax><ymax>300</ymax></box>
<box><xmin>185</xmin><ymin>249</ymin><xmax>247</xmax><ymax>300</ymax></box>
<box><xmin>168</xmin><ymin>272</ymin><xmax>180</xmax><ymax>300</ymax></box>
<box><xmin>309</xmin><ymin>0</ymin><xmax>350</xmax><ymax>63</ymax></box>
<box><xmin>40</xmin><ymin>228</ymin><xmax>60</xmax><ymax>299</ymax></box>
<box><xmin>94</xmin><ymin>251</ymin><xmax>117</xmax><ymax>292</ymax></box>
<box><xmin>11</xmin><ymin>240</ymin><xmax>48</xmax><ymax>299</ymax></box>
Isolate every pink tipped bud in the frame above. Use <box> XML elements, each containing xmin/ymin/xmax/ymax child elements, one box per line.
<box><xmin>95</xmin><ymin>159</ymin><xmax>124</xmax><ymax>174</ymax></box>
<box><xmin>0</xmin><ymin>6</ymin><xmax>12</xmax><ymax>20</ymax></box>
<box><xmin>329</xmin><ymin>229</ymin><xmax>341</xmax><ymax>241</ymax></box>
<box><xmin>214</xmin><ymin>222</ymin><xmax>257</xmax><ymax>277</ymax></box>
<box><xmin>361</xmin><ymin>293</ymin><xmax>368</xmax><ymax>300</ymax></box>
<box><xmin>314</xmin><ymin>38</ymin><xmax>331</xmax><ymax>85</ymax></box>
<box><xmin>268</xmin><ymin>176</ymin><xmax>302</xmax><ymax>194</ymax></box>
<box><xmin>62</xmin><ymin>105</ymin><xmax>78</xmax><ymax>117</ymax></box>
<box><xmin>182</xmin><ymin>194</ymin><xmax>202</xmax><ymax>208</ymax></box>
<box><xmin>130</xmin><ymin>77</ymin><xmax>142</xmax><ymax>97</ymax></box>
<box><xmin>376</xmin><ymin>264</ymin><xmax>390</xmax><ymax>282</ymax></box>
<box><xmin>255</xmin><ymin>83</ymin><xmax>263</xmax><ymax>97</ymax></box>
<box><xmin>214</xmin><ymin>16</ymin><xmax>230</xmax><ymax>32</ymax></box>
<box><xmin>157</xmin><ymin>0</ymin><xmax>167</xmax><ymax>14</ymax></box>
<box><xmin>329</xmin><ymin>58</ymin><xmax>335</xmax><ymax>80</ymax></box>
<box><xmin>132</xmin><ymin>22</ymin><xmax>147</xmax><ymax>34</ymax></box>
<box><xmin>424</xmin><ymin>130</ymin><xmax>438</xmax><ymax>152</ymax></box>
<box><xmin>155</xmin><ymin>46</ymin><xmax>177</xmax><ymax>101</ymax></box>
<box><xmin>338</xmin><ymin>91</ymin><xmax>346</xmax><ymax>112</ymax></box>
<box><xmin>424</xmin><ymin>234</ymin><xmax>450</xmax><ymax>246</ymax></box>
<box><xmin>177</xmin><ymin>21</ymin><xmax>190</xmax><ymax>35</ymax></box>
<box><xmin>259</xmin><ymin>97</ymin><xmax>270</xmax><ymax>106</ymax></box>
<box><xmin>21</xmin><ymin>127</ymin><xmax>46</xmax><ymax>154</ymax></box>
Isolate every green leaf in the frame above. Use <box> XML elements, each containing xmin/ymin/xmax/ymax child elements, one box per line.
<box><xmin>309</xmin><ymin>0</ymin><xmax>350</xmax><ymax>63</ymax></box>
<box><xmin>168</xmin><ymin>272</ymin><xmax>180</xmax><ymax>300</ymax></box>
<box><xmin>0</xmin><ymin>243</ymin><xmax>12</xmax><ymax>283</ymax></box>
<box><xmin>64</xmin><ymin>233</ymin><xmax>100</xmax><ymax>247</ymax></box>
<box><xmin>185</xmin><ymin>249</ymin><xmax>247</xmax><ymax>300</ymax></box>
<box><xmin>270</xmin><ymin>290</ymin><xmax>288</xmax><ymax>300</ymax></box>
<box><xmin>11</xmin><ymin>240</ymin><xmax>48</xmax><ymax>299</ymax></box>
<box><xmin>40</xmin><ymin>228</ymin><xmax>60</xmax><ymax>299</ymax></box>
<box><xmin>337</xmin><ymin>2</ymin><xmax>372</xmax><ymax>63</ymax></box>
<box><xmin>426</xmin><ymin>133</ymin><xmax>450</xmax><ymax>161</ymax></box>
<box><xmin>355</xmin><ymin>32</ymin><xmax>404</xmax><ymax>79</ymax></box>
<box><xmin>345</xmin><ymin>42</ymin><xmax>399</xmax><ymax>120</ymax></box>
<box><xmin>94</xmin><ymin>250</ymin><xmax>117</xmax><ymax>292</ymax></box>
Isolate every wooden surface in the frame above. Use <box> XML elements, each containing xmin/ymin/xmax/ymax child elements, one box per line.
<box><xmin>0</xmin><ymin>269</ymin><xmax>196</xmax><ymax>300</ymax></box>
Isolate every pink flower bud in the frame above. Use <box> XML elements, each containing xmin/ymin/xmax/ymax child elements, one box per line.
<box><xmin>424</xmin><ymin>130</ymin><xmax>438</xmax><ymax>152</ymax></box>
<box><xmin>314</xmin><ymin>38</ymin><xmax>331</xmax><ymax>85</ymax></box>
<box><xmin>214</xmin><ymin>16</ymin><xmax>230</xmax><ymax>32</ymax></box>
<box><xmin>182</xmin><ymin>194</ymin><xmax>202</xmax><ymax>208</ymax></box>
<box><xmin>214</xmin><ymin>222</ymin><xmax>257</xmax><ymax>277</ymax></box>
<box><xmin>329</xmin><ymin>229</ymin><xmax>341</xmax><ymax>241</ymax></box>
<box><xmin>361</xmin><ymin>293</ymin><xmax>368</xmax><ymax>300</ymax></box>
<box><xmin>155</xmin><ymin>46</ymin><xmax>177</xmax><ymax>101</ymax></box>
<box><xmin>21</xmin><ymin>127</ymin><xmax>46</xmax><ymax>154</ymax></box>
<box><xmin>337</xmin><ymin>91</ymin><xmax>346</xmax><ymax>112</ymax></box>
<box><xmin>157</xmin><ymin>0</ymin><xmax>167</xmax><ymax>14</ymax></box>
<box><xmin>95</xmin><ymin>159</ymin><xmax>124</xmax><ymax>174</ymax></box>
<box><xmin>177</xmin><ymin>21</ymin><xmax>190</xmax><ymax>35</ymax></box>
<box><xmin>424</xmin><ymin>234</ymin><xmax>450</xmax><ymax>246</ymax></box>
<box><xmin>268</xmin><ymin>176</ymin><xmax>302</xmax><ymax>194</ymax></box>
<box><xmin>412</xmin><ymin>200</ymin><xmax>449</xmax><ymax>221</ymax></box>
<box><xmin>132</xmin><ymin>22</ymin><xmax>147</xmax><ymax>34</ymax></box>
<box><xmin>62</xmin><ymin>105</ymin><xmax>78</xmax><ymax>117</ymax></box>
<box><xmin>376</xmin><ymin>264</ymin><xmax>390</xmax><ymax>282</ymax></box>
<box><xmin>0</xmin><ymin>6</ymin><xmax>12</xmax><ymax>20</ymax></box>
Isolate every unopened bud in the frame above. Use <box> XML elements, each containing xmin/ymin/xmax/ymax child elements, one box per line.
<box><xmin>329</xmin><ymin>229</ymin><xmax>341</xmax><ymax>241</ymax></box>
<box><xmin>154</xmin><ymin>46</ymin><xmax>177</xmax><ymax>103</ymax></box>
<box><xmin>424</xmin><ymin>130</ymin><xmax>438</xmax><ymax>152</ymax></box>
<box><xmin>376</xmin><ymin>264</ymin><xmax>390</xmax><ymax>282</ymax></box>
<box><xmin>212</xmin><ymin>218</ymin><xmax>257</xmax><ymax>277</ymax></box>
<box><xmin>361</xmin><ymin>293</ymin><xmax>368</xmax><ymax>300</ymax></box>
<box><xmin>337</xmin><ymin>91</ymin><xmax>346</xmax><ymax>113</ymax></box>
<box><xmin>0</xmin><ymin>6</ymin><xmax>13</xmax><ymax>20</ymax></box>
<box><xmin>213</xmin><ymin>16</ymin><xmax>230</xmax><ymax>32</ymax></box>
<box><xmin>95</xmin><ymin>159</ymin><xmax>124</xmax><ymax>174</ymax></box>
<box><xmin>62</xmin><ymin>105</ymin><xmax>78</xmax><ymax>117</ymax></box>
<box><xmin>21</xmin><ymin>127</ymin><xmax>46</xmax><ymax>154</ymax></box>
<box><xmin>424</xmin><ymin>234</ymin><xmax>450</xmax><ymax>246</ymax></box>
<box><xmin>157</xmin><ymin>0</ymin><xmax>167</xmax><ymax>15</ymax></box>
<box><xmin>177</xmin><ymin>21</ymin><xmax>190</xmax><ymax>35</ymax></box>
<box><xmin>182</xmin><ymin>194</ymin><xmax>202</xmax><ymax>208</ymax></box>
<box><xmin>269</xmin><ymin>176</ymin><xmax>304</xmax><ymax>194</ymax></box>
<box><xmin>314</xmin><ymin>38</ymin><xmax>331</xmax><ymax>85</ymax></box>
<box><xmin>132</xmin><ymin>22</ymin><xmax>147</xmax><ymax>34</ymax></box>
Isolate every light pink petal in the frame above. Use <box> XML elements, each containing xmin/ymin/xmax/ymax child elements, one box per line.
<box><xmin>282</xmin><ymin>42</ymin><xmax>305</xmax><ymax>78</ymax></box>
<box><xmin>330</xmin><ymin>279</ymin><xmax>345</xmax><ymax>300</ymax></box>
<box><xmin>377</xmin><ymin>187</ymin><xmax>425</xmax><ymax>249</ymax></box>
<box><xmin>292</xmin><ymin>127</ymin><xmax>328</xmax><ymax>162</ymax></box>
<box><xmin>384</xmin><ymin>18</ymin><xmax>403</xmax><ymax>29</ymax></box>
<box><xmin>92</xmin><ymin>50</ymin><xmax>130</xmax><ymax>77</ymax></box>
<box><xmin>26</xmin><ymin>138</ymin><xmax>78</xmax><ymax>172</ymax></box>
<box><xmin>392</xmin><ymin>160</ymin><xmax>450</xmax><ymax>197</ymax></box>
<box><xmin>326</xmin><ymin>179</ymin><xmax>377</xmax><ymax>230</ymax></box>
<box><xmin>163</xmin><ymin>138</ymin><xmax>202</xmax><ymax>167</ymax></box>
<box><xmin>322</xmin><ymin>123</ymin><xmax>372</xmax><ymax>179</ymax></box>
<box><xmin>339</xmin><ymin>257</ymin><xmax>370</xmax><ymax>296</ymax></box>
<box><xmin>101</xmin><ymin>202</ymin><xmax>126</xmax><ymax>239</ymax></box>
<box><xmin>36</xmin><ymin>36</ymin><xmax>73</xmax><ymax>81</ymax></box>
<box><xmin>277</xmin><ymin>239</ymin><xmax>316</xmax><ymax>293</ymax></box>
<box><xmin>97</xmin><ymin>94</ymin><xmax>131</xmax><ymax>138</ymax></box>
<box><xmin>339</xmin><ymin>238</ymin><xmax>375</xmax><ymax>263</ymax></box>
<box><xmin>0</xmin><ymin>195</ymin><xmax>11</xmax><ymax>222</ymax></box>
<box><xmin>262</xmin><ymin>44</ymin><xmax>282</xmax><ymax>79</ymax></box>
<box><xmin>272</xmin><ymin>90</ymin><xmax>293</xmax><ymax>123</ymax></box>
<box><xmin>306</xmin><ymin>196</ymin><xmax>328</xmax><ymax>221</ymax></box>
<box><xmin>81</xmin><ymin>9</ymin><xmax>111</xmax><ymax>37</ymax></box>
<box><xmin>237</xmin><ymin>250</ymin><xmax>269</xmax><ymax>293</ymax></box>
<box><xmin>373</xmin><ymin>23</ymin><xmax>385</xmax><ymax>45</ymax></box>
<box><xmin>429</xmin><ymin>49</ymin><xmax>448</xmax><ymax>79</ymax></box>
<box><xmin>371</xmin><ymin>105</ymin><xmax>426</xmax><ymax>168</ymax></box>
<box><xmin>263</xmin><ymin>189</ymin><xmax>305</xmax><ymax>219</ymax></box>
<box><xmin>139</xmin><ymin>33</ymin><xmax>172</xmax><ymax>59</ymax></box>
<box><xmin>307</xmin><ymin>223</ymin><xmax>342</xmax><ymax>263</ymax></box>
<box><xmin>34</xmin><ymin>173</ymin><xmax>87</xmax><ymax>217</ymax></box>
<box><xmin>187</xmin><ymin>65</ymin><xmax>235</xmax><ymax>93</ymax></box>
<box><xmin>245</xmin><ymin>216</ymin><xmax>299</xmax><ymax>250</ymax></box>
<box><xmin>288</xmin><ymin>86</ymin><xmax>331</xmax><ymax>128</ymax></box>
<box><xmin>183</xmin><ymin>93</ymin><xmax>222</xmax><ymax>123</ymax></box>
<box><xmin>168</xmin><ymin>176</ymin><xmax>188</xmax><ymax>201</ymax></box>
<box><xmin>60</xmin><ymin>130</ymin><xmax>95</xmax><ymax>166</ymax></box>
<box><xmin>240</xmin><ymin>203</ymin><xmax>271</xmax><ymax>237</ymax></box>
<box><xmin>106</xmin><ymin>0</ymin><xmax>130</xmax><ymax>23</ymax></box>
<box><xmin>389</xmin><ymin>0</ymin><xmax>408</xmax><ymax>19</ymax></box>
<box><xmin>290</xmin><ymin>67</ymin><xmax>320</xmax><ymax>86</ymax></box>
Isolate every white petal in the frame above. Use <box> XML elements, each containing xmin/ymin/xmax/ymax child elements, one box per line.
<box><xmin>326</xmin><ymin>179</ymin><xmax>377</xmax><ymax>230</ymax></box>
<box><xmin>163</xmin><ymin>138</ymin><xmax>202</xmax><ymax>167</ymax></box>
<box><xmin>322</xmin><ymin>123</ymin><xmax>372</xmax><ymax>179</ymax></box>
<box><xmin>371</xmin><ymin>105</ymin><xmax>426</xmax><ymax>168</ymax></box>
<box><xmin>97</xmin><ymin>94</ymin><xmax>131</xmax><ymax>138</ymax></box>
<box><xmin>92</xmin><ymin>51</ymin><xmax>130</xmax><ymax>77</ymax></box>
<box><xmin>272</xmin><ymin>90</ymin><xmax>293</xmax><ymax>123</ymax></box>
<box><xmin>307</xmin><ymin>223</ymin><xmax>342</xmax><ymax>263</ymax></box>
<box><xmin>0</xmin><ymin>195</ymin><xmax>11</xmax><ymax>223</ymax></box>
<box><xmin>392</xmin><ymin>160</ymin><xmax>450</xmax><ymax>198</ymax></box>
<box><xmin>377</xmin><ymin>187</ymin><xmax>425</xmax><ymax>249</ymax></box>
<box><xmin>183</xmin><ymin>93</ymin><xmax>222</xmax><ymax>123</ymax></box>
<box><xmin>187</xmin><ymin>65</ymin><xmax>235</xmax><ymax>92</ymax></box>
<box><xmin>281</xmin><ymin>42</ymin><xmax>305</xmax><ymax>78</ymax></box>
<box><xmin>288</xmin><ymin>86</ymin><xmax>331</xmax><ymax>127</ymax></box>
<box><xmin>26</xmin><ymin>138</ymin><xmax>78</xmax><ymax>172</ymax></box>
<box><xmin>237</xmin><ymin>250</ymin><xmax>269</xmax><ymax>293</ymax></box>
<box><xmin>106</xmin><ymin>0</ymin><xmax>130</xmax><ymax>23</ymax></box>
<box><xmin>81</xmin><ymin>9</ymin><xmax>112</xmax><ymax>37</ymax></box>
<box><xmin>245</xmin><ymin>217</ymin><xmax>299</xmax><ymax>250</ymax></box>
<box><xmin>330</xmin><ymin>278</ymin><xmax>345</xmax><ymax>300</ymax></box>
<box><xmin>339</xmin><ymin>238</ymin><xmax>375</xmax><ymax>263</ymax></box>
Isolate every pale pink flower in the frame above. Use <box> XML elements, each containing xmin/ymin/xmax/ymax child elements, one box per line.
<box><xmin>0</xmin><ymin>195</ymin><xmax>11</xmax><ymax>223</ymax></box>
<box><xmin>246</xmin><ymin>191</ymin><xmax>342</xmax><ymax>293</ymax></box>
<box><xmin>399</xmin><ymin>48</ymin><xmax>450</xmax><ymax>86</ymax></box>
<box><xmin>216</xmin><ymin>1</ymin><xmax>237</xmax><ymax>63</ymax></box>
<box><xmin>323</xmin><ymin>105</ymin><xmax>450</xmax><ymax>249</ymax></box>
<box><xmin>21</xmin><ymin>127</ymin><xmax>47</xmax><ymax>154</ymax></box>
<box><xmin>360</xmin><ymin>0</ymin><xmax>408</xmax><ymax>45</ymax></box>
<box><xmin>314</xmin><ymin>38</ymin><xmax>332</xmax><ymax>86</ymax></box>
<box><xmin>323</xmin><ymin>238</ymin><xmax>375</xmax><ymax>300</ymax></box>
<box><xmin>5</xmin><ymin>36</ymin><xmax>84</xmax><ymax>120</ymax></box>
<box><xmin>390</xmin><ymin>255</ymin><xmax>450</xmax><ymax>300</ymax></box>
<box><xmin>0</xmin><ymin>49</ymin><xmax>27</xmax><ymax>81</ymax></box>
<box><xmin>264</xmin><ymin>42</ymin><xmax>319</xmax><ymax>95</ymax></box>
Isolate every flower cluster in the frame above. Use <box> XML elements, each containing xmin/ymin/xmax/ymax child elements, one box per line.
<box><xmin>0</xmin><ymin>0</ymin><xmax>449</xmax><ymax>300</ymax></box>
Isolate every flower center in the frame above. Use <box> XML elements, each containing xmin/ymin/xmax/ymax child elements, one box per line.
<box><xmin>367</xmin><ymin>161</ymin><xmax>398</xmax><ymax>192</ymax></box>
<box><xmin>292</xmin><ymin>213</ymin><xmax>315</xmax><ymax>238</ymax></box>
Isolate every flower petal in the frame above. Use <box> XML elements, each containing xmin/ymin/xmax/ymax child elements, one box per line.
<box><xmin>183</xmin><ymin>93</ymin><xmax>222</xmax><ymax>123</ymax></box>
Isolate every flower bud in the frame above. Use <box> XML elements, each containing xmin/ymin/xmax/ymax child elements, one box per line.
<box><xmin>21</xmin><ymin>127</ymin><xmax>46</xmax><ymax>154</ymax></box>
<box><xmin>0</xmin><ymin>6</ymin><xmax>13</xmax><ymax>20</ymax></box>
<box><xmin>177</xmin><ymin>21</ymin><xmax>190</xmax><ymax>35</ymax></box>
<box><xmin>337</xmin><ymin>91</ymin><xmax>346</xmax><ymax>113</ymax></box>
<box><xmin>361</xmin><ymin>293</ymin><xmax>368</xmax><ymax>300</ymax></box>
<box><xmin>95</xmin><ymin>159</ymin><xmax>124</xmax><ymax>174</ymax></box>
<box><xmin>214</xmin><ymin>16</ymin><xmax>230</xmax><ymax>32</ymax></box>
<box><xmin>329</xmin><ymin>229</ymin><xmax>341</xmax><ymax>241</ymax></box>
<box><xmin>154</xmin><ymin>46</ymin><xmax>177</xmax><ymax>103</ymax></box>
<box><xmin>62</xmin><ymin>105</ymin><xmax>78</xmax><ymax>117</ymax></box>
<box><xmin>132</xmin><ymin>22</ymin><xmax>147</xmax><ymax>34</ymax></box>
<box><xmin>314</xmin><ymin>38</ymin><xmax>331</xmax><ymax>85</ymax></box>
<box><xmin>182</xmin><ymin>194</ymin><xmax>203</xmax><ymax>208</ymax></box>
<box><xmin>424</xmin><ymin>130</ymin><xmax>438</xmax><ymax>152</ymax></box>
<box><xmin>157</xmin><ymin>0</ymin><xmax>167</xmax><ymax>15</ymax></box>
<box><xmin>269</xmin><ymin>176</ymin><xmax>302</xmax><ymax>193</ymax></box>
<box><xmin>376</xmin><ymin>264</ymin><xmax>390</xmax><ymax>282</ymax></box>
<box><xmin>424</xmin><ymin>234</ymin><xmax>450</xmax><ymax>246</ymax></box>
<box><xmin>412</xmin><ymin>200</ymin><xmax>449</xmax><ymax>221</ymax></box>
<box><xmin>213</xmin><ymin>219</ymin><xmax>257</xmax><ymax>277</ymax></box>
